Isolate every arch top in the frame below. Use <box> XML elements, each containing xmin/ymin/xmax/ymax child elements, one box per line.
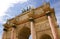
<box><xmin>40</xmin><ymin>34</ymin><xmax>52</xmax><ymax>39</ymax></box>
<box><xmin>18</xmin><ymin>26</ymin><xmax>31</xmax><ymax>39</ymax></box>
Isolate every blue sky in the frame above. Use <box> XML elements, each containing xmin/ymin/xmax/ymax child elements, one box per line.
<box><xmin>0</xmin><ymin>0</ymin><xmax>60</xmax><ymax>39</ymax></box>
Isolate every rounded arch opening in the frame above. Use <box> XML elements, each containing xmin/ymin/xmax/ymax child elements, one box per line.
<box><xmin>29</xmin><ymin>35</ymin><xmax>32</xmax><ymax>39</ymax></box>
<box><xmin>18</xmin><ymin>27</ymin><xmax>31</xmax><ymax>39</ymax></box>
<box><xmin>40</xmin><ymin>34</ymin><xmax>52</xmax><ymax>39</ymax></box>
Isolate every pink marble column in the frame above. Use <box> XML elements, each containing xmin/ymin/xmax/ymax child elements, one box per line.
<box><xmin>11</xmin><ymin>27</ymin><xmax>14</xmax><ymax>39</ymax></box>
<box><xmin>2</xmin><ymin>28</ymin><xmax>7</xmax><ymax>39</ymax></box>
<box><xmin>11</xmin><ymin>26</ymin><xmax>16</xmax><ymax>39</ymax></box>
<box><xmin>2</xmin><ymin>32</ymin><xmax>5</xmax><ymax>39</ymax></box>
<box><xmin>46</xmin><ymin>11</ymin><xmax>59</xmax><ymax>39</ymax></box>
<box><xmin>29</xmin><ymin>18</ymin><xmax>36</xmax><ymax>39</ymax></box>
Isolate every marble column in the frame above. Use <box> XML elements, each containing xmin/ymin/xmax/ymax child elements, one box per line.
<box><xmin>2</xmin><ymin>28</ymin><xmax>7</xmax><ymax>39</ymax></box>
<box><xmin>29</xmin><ymin>17</ymin><xmax>36</xmax><ymax>39</ymax></box>
<box><xmin>46</xmin><ymin>11</ymin><xmax>59</xmax><ymax>39</ymax></box>
<box><xmin>11</xmin><ymin>26</ymin><xmax>16</xmax><ymax>39</ymax></box>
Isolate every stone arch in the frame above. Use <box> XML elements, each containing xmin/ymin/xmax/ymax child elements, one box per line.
<box><xmin>40</xmin><ymin>34</ymin><xmax>52</xmax><ymax>39</ymax></box>
<box><xmin>18</xmin><ymin>26</ymin><xmax>31</xmax><ymax>39</ymax></box>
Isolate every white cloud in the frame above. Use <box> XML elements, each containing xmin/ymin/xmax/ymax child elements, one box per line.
<box><xmin>0</xmin><ymin>0</ymin><xmax>28</xmax><ymax>23</ymax></box>
<box><xmin>0</xmin><ymin>30</ymin><xmax>3</xmax><ymax>39</ymax></box>
<box><xmin>0</xmin><ymin>0</ymin><xmax>28</xmax><ymax>16</ymax></box>
<box><xmin>0</xmin><ymin>17</ymin><xmax>6</xmax><ymax>24</ymax></box>
<box><xmin>0</xmin><ymin>36</ymin><xmax>2</xmax><ymax>39</ymax></box>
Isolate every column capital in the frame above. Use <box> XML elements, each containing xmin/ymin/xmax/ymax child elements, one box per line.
<box><xmin>3</xmin><ymin>28</ymin><xmax>7</xmax><ymax>31</ymax></box>
<box><xmin>46</xmin><ymin>11</ymin><xmax>51</xmax><ymax>16</ymax></box>
<box><xmin>10</xmin><ymin>23</ymin><xmax>16</xmax><ymax>28</ymax></box>
<box><xmin>29</xmin><ymin>17</ymin><xmax>34</xmax><ymax>22</ymax></box>
<box><xmin>12</xmin><ymin>25</ymin><xmax>16</xmax><ymax>28</ymax></box>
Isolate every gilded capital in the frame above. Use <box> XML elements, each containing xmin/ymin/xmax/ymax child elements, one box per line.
<box><xmin>46</xmin><ymin>11</ymin><xmax>51</xmax><ymax>16</ymax></box>
<box><xmin>29</xmin><ymin>17</ymin><xmax>34</xmax><ymax>22</ymax></box>
<box><xmin>3</xmin><ymin>28</ymin><xmax>7</xmax><ymax>31</ymax></box>
<box><xmin>12</xmin><ymin>24</ymin><xmax>16</xmax><ymax>28</ymax></box>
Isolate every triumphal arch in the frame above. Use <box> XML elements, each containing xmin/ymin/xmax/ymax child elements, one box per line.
<box><xmin>2</xmin><ymin>3</ymin><xmax>60</xmax><ymax>39</ymax></box>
